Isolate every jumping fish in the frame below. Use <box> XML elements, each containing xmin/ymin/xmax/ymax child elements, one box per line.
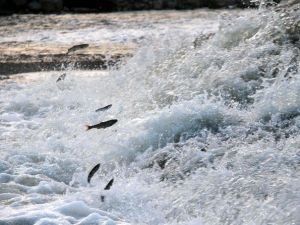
<box><xmin>101</xmin><ymin>178</ymin><xmax>114</xmax><ymax>202</ymax></box>
<box><xmin>104</xmin><ymin>178</ymin><xmax>114</xmax><ymax>190</ymax></box>
<box><xmin>85</xmin><ymin>119</ymin><xmax>117</xmax><ymax>131</ymax></box>
<box><xmin>56</xmin><ymin>73</ymin><xmax>66</xmax><ymax>83</ymax></box>
<box><xmin>87</xmin><ymin>163</ymin><xmax>100</xmax><ymax>183</ymax></box>
<box><xmin>66</xmin><ymin>44</ymin><xmax>89</xmax><ymax>54</ymax></box>
<box><xmin>95</xmin><ymin>104</ymin><xmax>112</xmax><ymax>112</ymax></box>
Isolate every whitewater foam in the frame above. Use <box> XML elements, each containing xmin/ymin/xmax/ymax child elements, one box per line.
<box><xmin>1</xmin><ymin>5</ymin><xmax>300</xmax><ymax>225</ymax></box>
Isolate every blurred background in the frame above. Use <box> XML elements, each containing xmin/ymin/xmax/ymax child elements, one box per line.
<box><xmin>0</xmin><ymin>0</ymin><xmax>281</xmax><ymax>14</ymax></box>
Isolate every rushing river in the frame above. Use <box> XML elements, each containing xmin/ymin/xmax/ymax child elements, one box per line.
<box><xmin>0</xmin><ymin>4</ymin><xmax>299</xmax><ymax>225</ymax></box>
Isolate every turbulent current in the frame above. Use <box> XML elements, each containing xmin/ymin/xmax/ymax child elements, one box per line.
<box><xmin>0</xmin><ymin>3</ymin><xmax>299</xmax><ymax>225</ymax></box>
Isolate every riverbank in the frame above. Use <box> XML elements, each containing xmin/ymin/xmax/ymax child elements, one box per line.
<box><xmin>0</xmin><ymin>43</ymin><xmax>135</xmax><ymax>75</ymax></box>
<box><xmin>0</xmin><ymin>9</ymin><xmax>249</xmax><ymax>76</ymax></box>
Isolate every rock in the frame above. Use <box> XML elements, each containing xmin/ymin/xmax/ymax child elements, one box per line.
<box><xmin>40</xmin><ymin>0</ymin><xmax>63</xmax><ymax>12</ymax></box>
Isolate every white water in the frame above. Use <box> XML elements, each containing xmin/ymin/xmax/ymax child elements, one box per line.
<box><xmin>0</xmin><ymin>10</ymin><xmax>223</xmax><ymax>45</ymax></box>
<box><xmin>1</xmin><ymin>6</ymin><xmax>300</xmax><ymax>225</ymax></box>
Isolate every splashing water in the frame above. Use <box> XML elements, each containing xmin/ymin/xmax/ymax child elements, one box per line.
<box><xmin>0</xmin><ymin>4</ymin><xmax>300</xmax><ymax>225</ymax></box>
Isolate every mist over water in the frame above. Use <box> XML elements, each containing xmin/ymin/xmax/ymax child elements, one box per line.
<box><xmin>0</xmin><ymin>4</ymin><xmax>300</xmax><ymax>225</ymax></box>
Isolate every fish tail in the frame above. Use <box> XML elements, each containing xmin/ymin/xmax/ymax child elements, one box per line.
<box><xmin>85</xmin><ymin>125</ymin><xmax>91</xmax><ymax>131</ymax></box>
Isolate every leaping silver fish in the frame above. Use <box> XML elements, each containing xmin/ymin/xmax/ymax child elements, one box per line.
<box><xmin>56</xmin><ymin>73</ymin><xmax>66</xmax><ymax>83</ymax></box>
<box><xmin>95</xmin><ymin>104</ymin><xmax>112</xmax><ymax>112</ymax></box>
<box><xmin>87</xmin><ymin>163</ymin><xmax>100</xmax><ymax>184</ymax></box>
<box><xmin>66</xmin><ymin>44</ymin><xmax>89</xmax><ymax>54</ymax></box>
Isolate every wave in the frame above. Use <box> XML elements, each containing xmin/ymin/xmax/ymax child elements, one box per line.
<box><xmin>0</xmin><ymin>2</ymin><xmax>299</xmax><ymax>225</ymax></box>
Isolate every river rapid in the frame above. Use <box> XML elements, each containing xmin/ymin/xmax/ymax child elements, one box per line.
<box><xmin>0</xmin><ymin>3</ymin><xmax>299</xmax><ymax>225</ymax></box>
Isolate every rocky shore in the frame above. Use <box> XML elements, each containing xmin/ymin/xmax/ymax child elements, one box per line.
<box><xmin>0</xmin><ymin>43</ymin><xmax>135</xmax><ymax>75</ymax></box>
<box><xmin>0</xmin><ymin>0</ymin><xmax>278</xmax><ymax>14</ymax></box>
